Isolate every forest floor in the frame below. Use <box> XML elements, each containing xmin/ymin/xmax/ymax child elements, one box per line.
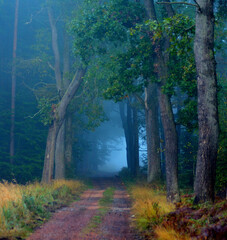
<box><xmin>26</xmin><ymin>177</ymin><xmax>142</xmax><ymax>240</ymax></box>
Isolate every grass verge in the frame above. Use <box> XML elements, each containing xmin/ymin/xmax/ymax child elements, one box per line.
<box><xmin>124</xmin><ymin>180</ymin><xmax>227</xmax><ymax>240</ymax></box>
<box><xmin>0</xmin><ymin>179</ymin><xmax>86</xmax><ymax>239</ymax></box>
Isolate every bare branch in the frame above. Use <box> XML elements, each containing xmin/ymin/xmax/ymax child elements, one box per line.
<box><xmin>134</xmin><ymin>93</ymin><xmax>145</xmax><ymax>108</ymax></box>
<box><xmin>185</xmin><ymin>24</ymin><xmax>195</xmax><ymax>31</ymax></box>
<box><xmin>22</xmin><ymin>81</ymin><xmax>35</xmax><ymax>92</ymax></box>
<box><xmin>192</xmin><ymin>0</ymin><xmax>201</xmax><ymax>10</ymax></box>
<box><xmin>25</xmin><ymin>109</ymin><xmax>42</xmax><ymax>119</ymax></box>
<box><xmin>47</xmin><ymin>62</ymin><xmax>55</xmax><ymax>71</ymax></box>
<box><xmin>25</xmin><ymin>7</ymin><xmax>44</xmax><ymax>25</ymax></box>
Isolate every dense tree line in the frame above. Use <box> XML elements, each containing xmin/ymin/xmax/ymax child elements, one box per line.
<box><xmin>0</xmin><ymin>0</ymin><xmax>226</xmax><ymax>203</ymax></box>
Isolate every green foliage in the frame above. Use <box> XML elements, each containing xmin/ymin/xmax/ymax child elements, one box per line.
<box><xmin>104</xmin><ymin>14</ymin><xmax>196</xmax><ymax>103</ymax></box>
<box><xmin>0</xmin><ymin>180</ymin><xmax>85</xmax><ymax>239</ymax></box>
<box><xmin>216</xmin><ymin>76</ymin><xmax>227</xmax><ymax>192</ymax></box>
<box><xmin>71</xmin><ymin>0</ymin><xmax>145</xmax><ymax>64</ymax></box>
<box><xmin>37</xmin><ymin>97</ymin><xmax>56</xmax><ymax>126</ymax></box>
<box><xmin>118</xmin><ymin>167</ymin><xmax>135</xmax><ymax>183</ymax></box>
<box><xmin>178</xmin><ymin>100</ymin><xmax>198</xmax><ymax>131</ymax></box>
<box><xmin>0</xmin><ymin>83</ymin><xmax>47</xmax><ymax>183</ymax></box>
<box><xmin>178</xmin><ymin>132</ymin><xmax>197</xmax><ymax>188</ymax></box>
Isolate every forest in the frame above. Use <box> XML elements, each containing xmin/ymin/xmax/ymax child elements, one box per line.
<box><xmin>0</xmin><ymin>0</ymin><xmax>226</xmax><ymax>239</ymax></box>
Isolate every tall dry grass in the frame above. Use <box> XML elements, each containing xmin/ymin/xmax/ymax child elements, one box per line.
<box><xmin>131</xmin><ymin>185</ymin><xmax>175</xmax><ymax>231</ymax></box>
<box><xmin>0</xmin><ymin>181</ymin><xmax>23</xmax><ymax>209</ymax></box>
<box><xmin>155</xmin><ymin>226</ymin><xmax>190</xmax><ymax>240</ymax></box>
<box><xmin>0</xmin><ymin>179</ymin><xmax>85</xmax><ymax>239</ymax></box>
<box><xmin>129</xmin><ymin>184</ymin><xmax>184</xmax><ymax>240</ymax></box>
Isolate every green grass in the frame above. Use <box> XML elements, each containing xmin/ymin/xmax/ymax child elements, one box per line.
<box><xmin>99</xmin><ymin>187</ymin><xmax>115</xmax><ymax>207</ymax></box>
<box><xmin>0</xmin><ymin>180</ymin><xmax>86</xmax><ymax>239</ymax></box>
<box><xmin>81</xmin><ymin>187</ymin><xmax>115</xmax><ymax>235</ymax></box>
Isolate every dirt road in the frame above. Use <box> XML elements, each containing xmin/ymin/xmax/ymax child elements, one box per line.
<box><xmin>27</xmin><ymin>177</ymin><xmax>141</xmax><ymax>240</ymax></box>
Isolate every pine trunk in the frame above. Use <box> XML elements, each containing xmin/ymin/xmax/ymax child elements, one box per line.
<box><xmin>194</xmin><ymin>0</ymin><xmax>219</xmax><ymax>203</ymax></box>
<box><xmin>10</xmin><ymin>0</ymin><xmax>19</xmax><ymax>163</ymax></box>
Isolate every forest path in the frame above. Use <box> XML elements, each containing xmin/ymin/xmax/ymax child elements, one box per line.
<box><xmin>27</xmin><ymin>177</ymin><xmax>141</xmax><ymax>240</ymax></box>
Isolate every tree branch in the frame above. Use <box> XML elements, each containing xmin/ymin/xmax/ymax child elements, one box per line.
<box><xmin>134</xmin><ymin>93</ymin><xmax>145</xmax><ymax>108</ymax></box>
<box><xmin>48</xmin><ymin>62</ymin><xmax>55</xmax><ymax>71</ymax></box>
<box><xmin>192</xmin><ymin>0</ymin><xmax>201</xmax><ymax>10</ymax></box>
<box><xmin>25</xmin><ymin>109</ymin><xmax>42</xmax><ymax>119</ymax></box>
<box><xmin>156</xmin><ymin>1</ymin><xmax>198</xmax><ymax>8</ymax></box>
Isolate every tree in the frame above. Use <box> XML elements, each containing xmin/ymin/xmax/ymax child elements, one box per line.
<box><xmin>10</xmin><ymin>0</ymin><xmax>19</xmax><ymax>163</ymax></box>
<box><xmin>119</xmin><ymin>98</ymin><xmax>139</xmax><ymax>176</ymax></box>
<box><xmin>42</xmin><ymin>66</ymin><xmax>86</xmax><ymax>183</ymax></box>
<box><xmin>144</xmin><ymin>0</ymin><xmax>180</xmax><ymax>202</ymax></box>
<box><xmin>144</xmin><ymin>84</ymin><xmax>162</xmax><ymax>183</ymax></box>
<box><xmin>193</xmin><ymin>0</ymin><xmax>219</xmax><ymax>203</ymax></box>
<box><xmin>41</xmin><ymin>0</ymin><xmax>89</xmax><ymax>183</ymax></box>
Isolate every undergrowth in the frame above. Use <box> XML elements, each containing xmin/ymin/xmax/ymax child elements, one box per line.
<box><xmin>129</xmin><ymin>183</ymin><xmax>175</xmax><ymax>239</ymax></box>
<box><xmin>125</xmin><ymin>180</ymin><xmax>227</xmax><ymax>240</ymax></box>
<box><xmin>0</xmin><ymin>179</ymin><xmax>86</xmax><ymax>239</ymax></box>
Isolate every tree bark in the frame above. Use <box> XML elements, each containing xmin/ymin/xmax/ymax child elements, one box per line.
<box><xmin>10</xmin><ymin>0</ymin><xmax>19</xmax><ymax>163</ymax></box>
<box><xmin>63</xmin><ymin>30</ymin><xmax>70</xmax><ymax>89</ymax></box>
<box><xmin>119</xmin><ymin>101</ymin><xmax>131</xmax><ymax>170</ymax></box>
<box><xmin>127</xmin><ymin>100</ymin><xmax>133</xmax><ymax>171</ymax></box>
<box><xmin>194</xmin><ymin>0</ymin><xmax>219</xmax><ymax>203</ymax></box>
<box><xmin>145</xmin><ymin>83</ymin><xmax>162</xmax><ymax>183</ymax></box>
<box><xmin>132</xmin><ymin>103</ymin><xmax>139</xmax><ymax>176</ymax></box>
<box><xmin>120</xmin><ymin>98</ymin><xmax>139</xmax><ymax>176</ymax></box>
<box><xmin>65</xmin><ymin>114</ymin><xmax>73</xmax><ymax>168</ymax></box>
<box><xmin>157</xmin><ymin>83</ymin><xmax>179</xmax><ymax>202</ymax></box>
<box><xmin>47</xmin><ymin>7</ymin><xmax>62</xmax><ymax>92</ymax></box>
<box><xmin>42</xmin><ymin>67</ymin><xmax>87</xmax><ymax>183</ymax></box>
<box><xmin>55</xmin><ymin>120</ymin><xmax>65</xmax><ymax>179</ymax></box>
<box><xmin>42</xmin><ymin>122</ymin><xmax>57</xmax><ymax>183</ymax></box>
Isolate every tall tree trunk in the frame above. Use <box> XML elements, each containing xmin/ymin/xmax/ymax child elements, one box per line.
<box><xmin>132</xmin><ymin>103</ymin><xmax>139</xmax><ymax>176</ymax></box>
<box><xmin>63</xmin><ymin>30</ymin><xmax>70</xmax><ymax>89</ymax></box>
<box><xmin>46</xmin><ymin>7</ymin><xmax>73</xmax><ymax>180</ymax></box>
<box><xmin>55</xmin><ymin>120</ymin><xmax>65</xmax><ymax>179</ymax></box>
<box><xmin>194</xmin><ymin>0</ymin><xmax>219</xmax><ymax>203</ymax></box>
<box><xmin>42</xmin><ymin>122</ymin><xmax>57</xmax><ymax>183</ymax></box>
<box><xmin>145</xmin><ymin>83</ymin><xmax>162</xmax><ymax>183</ymax></box>
<box><xmin>156</xmin><ymin>41</ymin><xmax>179</xmax><ymax>202</ymax></box>
<box><xmin>157</xmin><ymin>83</ymin><xmax>179</xmax><ymax>202</ymax></box>
<box><xmin>120</xmin><ymin>99</ymin><xmax>139</xmax><ymax>175</ymax></box>
<box><xmin>65</xmin><ymin>114</ymin><xmax>73</xmax><ymax>169</ymax></box>
<box><xmin>42</xmin><ymin>67</ymin><xmax>87</xmax><ymax>183</ymax></box>
<box><xmin>63</xmin><ymin>30</ymin><xmax>74</xmax><ymax>176</ymax></box>
<box><xmin>119</xmin><ymin>101</ymin><xmax>131</xmax><ymax>170</ymax></box>
<box><xmin>127</xmin><ymin>100</ymin><xmax>133</xmax><ymax>171</ymax></box>
<box><xmin>10</xmin><ymin>0</ymin><xmax>19</xmax><ymax>163</ymax></box>
<box><xmin>144</xmin><ymin>0</ymin><xmax>180</xmax><ymax>201</ymax></box>
<box><xmin>47</xmin><ymin>6</ymin><xmax>62</xmax><ymax>92</ymax></box>
<box><xmin>54</xmin><ymin>30</ymin><xmax>72</xmax><ymax>179</ymax></box>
